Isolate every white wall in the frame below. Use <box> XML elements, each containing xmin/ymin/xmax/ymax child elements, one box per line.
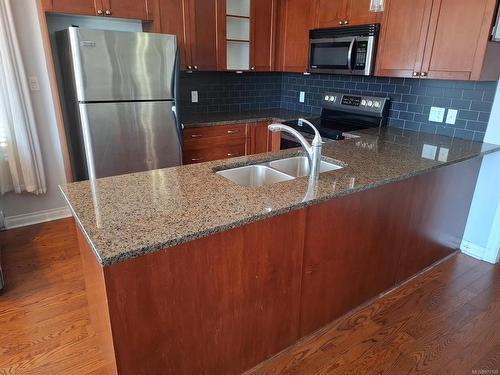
<box><xmin>462</xmin><ymin>80</ymin><xmax>500</xmax><ymax>263</ymax></box>
<box><xmin>0</xmin><ymin>0</ymin><xmax>67</xmax><ymax>226</ymax></box>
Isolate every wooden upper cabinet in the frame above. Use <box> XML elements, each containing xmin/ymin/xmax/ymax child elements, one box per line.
<box><xmin>315</xmin><ymin>0</ymin><xmax>346</xmax><ymax>28</ymax></box>
<box><xmin>186</xmin><ymin>0</ymin><xmax>219</xmax><ymax>71</ymax></box>
<box><xmin>375</xmin><ymin>0</ymin><xmax>433</xmax><ymax>78</ymax></box>
<box><xmin>346</xmin><ymin>0</ymin><xmax>382</xmax><ymax>25</ymax></box>
<box><xmin>159</xmin><ymin>0</ymin><xmax>190</xmax><ymax>69</ymax></box>
<box><xmin>276</xmin><ymin>0</ymin><xmax>316</xmax><ymax>73</ymax></box>
<box><xmin>103</xmin><ymin>0</ymin><xmax>150</xmax><ymax>20</ymax></box>
<box><xmin>376</xmin><ymin>0</ymin><xmax>497</xmax><ymax>80</ymax></box>
<box><xmin>251</xmin><ymin>0</ymin><xmax>278</xmax><ymax>71</ymax></box>
<box><xmin>42</xmin><ymin>0</ymin><xmax>101</xmax><ymax>16</ymax></box>
<box><xmin>315</xmin><ymin>0</ymin><xmax>381</xmax><ymax>28</ymax></box>
<box><xmin>420</xmin><ymin>0</ymin><xmax>498</xmax><ymax>80</ymax></box>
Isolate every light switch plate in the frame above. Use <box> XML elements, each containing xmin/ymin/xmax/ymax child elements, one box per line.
<box><xmin>446</xmin><ymin>109</ymin><xmax>458</xmax><ymax>125</ymax></box>
<box><xmin>429</xmin><ymin>107</ymin><xmax>445</xmax><ymax>123</ymax></box>
<box><xmin>28</xmin><ymin>76</ymin><xmax>40</xmax><ymax>91</ymax></box>
<box><xmin>422</xmin><ymin>144</ymin><xmax>438</xmax><ymax>160</ymax></box>
<box><xmin>191</xmin><ymin>91</ymin><xmax>198</xmax><ymax>103</ymax></box>
<box><xmin>299</xmin><ymin>91</ymin><xmax>305</xmax><ymax>103</ymax></box>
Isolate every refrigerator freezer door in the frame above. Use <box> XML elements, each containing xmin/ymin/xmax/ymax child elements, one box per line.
<box><xmin>79</xmin><ymin>101</ymin><xmax>182</xmax><ymax>179</ymax></box>
<box><xmin>67</xmin><ymin>28</ymin><xmax>177</xmax><ymax>101</ymax></box>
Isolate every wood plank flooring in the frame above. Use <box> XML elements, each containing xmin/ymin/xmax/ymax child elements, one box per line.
<box><xmin>0</xmin><ymin>218</ymin><xmax>107</xmax><ymax>375</ymax></box>
<box><xmin>0</xmin><ymin>218</ymin><xmax>499</xmax><ymax>374</ymax></box>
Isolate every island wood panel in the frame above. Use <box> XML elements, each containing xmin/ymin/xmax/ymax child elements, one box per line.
<box><xmin>299</xmin><ymin>156</ymin><xmax>483</xmax><ymax>336</ymax></box>
<box><xmin>77</xmin><ymin>229</ymin><xmax>118</xmax><ymax>375</ymax></box>
<box><xmin>394</xmin><ymin>156</ymin><xmax>483</xmax><ymax>282</ymax></box>
<box><xmin>102</xmin><ymin>209</ymin><xmax>307</xmax><ymax>375</ymax></box>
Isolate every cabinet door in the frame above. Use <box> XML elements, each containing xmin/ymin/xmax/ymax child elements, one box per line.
<box><xmin>420</xmin><ymin>0</ymin><xmax>497</xmax><ymax>81</ymax></box>
<box><xmin>315</xmin><ymin>0</ymin><xmax>347</xmax><ymax>28</ymax></box>
<box><xmin>42</xmin><ymin>0</ymin><xmax>100</xmax><ymax>16</ymax></box>
<box><xmin>346</xmin><ymin>0</ymin><xmax>382</xmax><ymax>26</ymax></box>
<box><xmin>103</xmin><ymin>0</ymin><xmax>150</xmax><ymax>20</ymax></box>
<box><xmin>159</xmin><ymin>0</ymin><xmax>190</xmax><ymax>70</ymax></box>
<box><xmin>186</xmin><ymin>0</ymin><xmax>219</xmax><ymax>71</ymax></box>
<box><xmin>250</xmin><ymin>0</ymin><xmax>277</xmax><ymax>71</ymax></box>
<box><xmin>375</xmin><ymin>0</ymin><xmax>433</xmax><ymax>78</ymax></box>
<box><xmin>276</xmin><ymin>0</ymin><xmax>316</xmax><ymax>73</ymax></box>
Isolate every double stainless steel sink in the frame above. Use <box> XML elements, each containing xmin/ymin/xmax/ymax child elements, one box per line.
<box><xmin>216</xmin><ymin>156</ymin><xmax>343</xmax><ymax>187</ymax></box>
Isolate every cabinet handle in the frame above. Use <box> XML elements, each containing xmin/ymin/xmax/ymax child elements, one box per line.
<box><xmin>226</xmin><ymin>130</ymin><xmax>239</xmax><ymax>134</ymax></box>
<box><xmin>338</xmin><ymin>21</ymin><xmax>343</xmax><ymax>25</ymax></box>
<box><xmin>251</xmin><ymin>67</ymin><xmax>255</xmax><ymax>71</ymax></box>
<box><xmin>194</xmin><ymin>66</ymin><xmax>198</xmax><ymax>70</ymax></box>
<box><xmin>227</xmin><ymin>152</ymin><xmax>240</xmax><ymax>157</ymax></box>
<box><xmin>420</xmin><ymin>72</ymin><xmax>428</xmax><ymax>77</ymax></box>
<box><xmin>413</xmin><ymin>71</ymin><xmax>419</xmax><ymax>76</ymax></box>
<box><xmin>105</xmin><ymin>9</ymin><xmax>112</xmax><ymax>15</ymax></box>
<box><xmin>97</xmin><ymin>9</ymin><xmax>103</xmax><ymax>15</ymax></box>
<box><xmin>191</xmin><ymin>158</ymin><xmax>203</xmax><ymax>162</ymax></box>
<box><xmin>344</xmin><ymin>20</ymin><xmax>349</xmax><ymax>25</ymax></box>
<box><xmin>190</xmin><ymin>134</ymin><xmax>202</xmax><ymax>138</ymax></box>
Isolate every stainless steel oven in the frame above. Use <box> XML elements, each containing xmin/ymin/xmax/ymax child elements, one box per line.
<box><xmin>309</xmin><ymin>24</ymin><xmax>379</xmax><ymax>75</ymax></box>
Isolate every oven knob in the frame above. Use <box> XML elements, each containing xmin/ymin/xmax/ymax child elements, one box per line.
<box><xmin>367</xmin><ymin>100</ymin><xmax>373</xmax><ymax>107</ymax></box>
<box><xmin>329</xmin><ymin>96</ymin><xmax>335</xmax><ymax>102</ymax></box>
<box><xmin>361</xmin><ymin>99</ymin><xmax>367</xmax><ymax>106</ymax></box>
<box><xmin>374</xmin><ymin>101</ymin><xmax>381</xmax><ymax>108</ymax></box>
<box><xmin>324</xmin><ymin>95</ymin><xmax>330</xmax><ymax>101</ymax></box>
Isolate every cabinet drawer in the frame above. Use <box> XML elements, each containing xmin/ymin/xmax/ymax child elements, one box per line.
<box><xmin>183</xmin><ymin>143</ymin><xmax>246</xmax><ymax>164</ymax></box>
<box><xmin>183</xmin><ymin>124</ymin><xmax>247</xmax><ymax>141</ymax></box>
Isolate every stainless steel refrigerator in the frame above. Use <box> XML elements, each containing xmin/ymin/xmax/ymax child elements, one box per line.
<box><xmin>56</xmin><ymin>27</ymin><xmax>182</xmax><ymax>181</ymax></box>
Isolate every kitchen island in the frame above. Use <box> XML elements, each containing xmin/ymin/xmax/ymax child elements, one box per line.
<box><xmin>61</xmin><ymin>126</ymin><xmax>500</xmax><ymax>375</ymax></box>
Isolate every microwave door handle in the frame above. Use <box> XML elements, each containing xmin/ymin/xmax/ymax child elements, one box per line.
<box><xmin>347</xmin><ymin>37</ymin><xmax>356</xmax><ymax>72</ymax></box>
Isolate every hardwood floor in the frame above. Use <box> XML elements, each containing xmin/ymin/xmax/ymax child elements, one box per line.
<box><xmin>0</xmin><ymin>218</ymin><xmax>499</xmax><ymax>375</ymax></box>
<box><xmin>247</xmin><ymin>253</ymin><xmax>500</xmax><ymax>375</ymax></box>
<box><xmin>0</xmin><ymin>219</ymin><xmax>107</xmax><ymax>375</ymax></box>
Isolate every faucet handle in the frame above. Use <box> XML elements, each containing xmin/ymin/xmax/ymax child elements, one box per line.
<box><xmin>298</xmin><ymin>119</ymin><xmax>322</xmax><ymax>147</ymax></box>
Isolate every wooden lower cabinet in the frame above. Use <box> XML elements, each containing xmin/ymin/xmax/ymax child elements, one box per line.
<box><xmin>78</xmin><ymin>157</ymin><xmax>482</xmax><ymax>375</ymax></box>
<box><xmin>247</xmin><ymin>121</ymin><xmax>281</xmax><ymax>155</ymax></box>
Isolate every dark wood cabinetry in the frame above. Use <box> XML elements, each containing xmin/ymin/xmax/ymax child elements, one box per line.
<box><xmin>315</xmin><ymin>0</ymin><xmax>381</xmax><ymax>28</ymax></box>
<box><xmin>158</xmin><ymin>0</ymin><xmax>189</xmax><ymax>69</ymax></box>
<box><xmin>185</xmin><ymin>0</ymin><xmax>219</xmax><ymax>71</ymax></box>
<box><xmin>376</xmin><ymin>0</ymin><xmax>497</xmax><ymax>80</ymax></box>
<box><xmin>276</xmin><ymin>0</ymin><xmax>315</xmax><ymax>73</ymax></box>
<box><xmin>104</xmin><ymin>0</ymin><xmax>150</xmax><ymax>20</ymax></box>
<box><xmin>251</xmin><ymin>0</ymin><xmax>278</xmax><ymax>71</ymax></box>
<box><xmin>42</xmin><ymin>0</ymin><xmax>151</xmax><ymax>19</ymax></box>
<box><xmin>42</xmin><ymin>0</ymin><xmax>99</xmax><ymax>16</ymax></box>
<box><xmin>247</xmin><ymin>121</ymin><xmax>281</xmax><ymax>154</ymax></box>
<box><xmin>183</xmin><ymin>124</ymin><xmax>247</xmax><ymax>164</ymax></box>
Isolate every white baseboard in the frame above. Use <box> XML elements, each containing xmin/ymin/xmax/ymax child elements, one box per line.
<box><xmin>461</xmin><ymin>239</ymin><xmax>499</xmax><ymax>264</ymax></box>
<box><xmin>4</xmin><ymin>207</ymin><xmax>72</xmax><ymax>230</ymax></box>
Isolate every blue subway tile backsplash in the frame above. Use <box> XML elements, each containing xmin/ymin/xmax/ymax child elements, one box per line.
<box><xmin>180</xmin><ymin>71</ymin><xmax>497</xmax><ymax>142</ymax></box>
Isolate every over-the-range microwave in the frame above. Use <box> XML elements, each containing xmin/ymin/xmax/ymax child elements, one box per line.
<box><xmin>309</xmin><ymin>24</ymin><xmax>380</xmax><ymax>76</ymax></box>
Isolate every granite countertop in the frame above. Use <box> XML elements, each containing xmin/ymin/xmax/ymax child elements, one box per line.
<box><xmin>182</xmin><ymin>109</ymin><xmax>317</xmax><ymax>127</ymax></box>
<box><xmin>60</xmin><ymin>127</ymin><xmax>500</xmax><ymax>267</ymax></box>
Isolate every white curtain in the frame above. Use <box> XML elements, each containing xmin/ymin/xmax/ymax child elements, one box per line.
<box><xmin>0</xmin><ymin>0</ymin><xmax>46</xmax><ymax>195</ymax></box>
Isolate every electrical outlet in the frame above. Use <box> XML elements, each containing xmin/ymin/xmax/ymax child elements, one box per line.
<box><xmin>299</xmin><ymin>91</ymin><xmax>305</xmax><ymax>103</ymax></box>
<box><xmin>421</xmin><ymin>144</ymin><xmax>437</xmax><ymax>160</ymax></box>
<box><xmin>438</xmin><ymin>147</ymin><xmax>449</xmax><ymax>162</ymax></box>
<box><xmin>191</xmin><ymin>91</ymin><xmax>198</xmax><ymax>103</ymax></box>
<box><xmin>446</xmin><ymin>109</ymin><xmax>458</xmax><ymax>125</ymax></box>
<box><xmin>28</xmin><ymin>76</ymin><xmax>40</xmax><ymax>91</ymax></box>
<box><xmin>429</xmin><ymin>107</ymin><xmax>445</xmax><ymax>123</ymax></box>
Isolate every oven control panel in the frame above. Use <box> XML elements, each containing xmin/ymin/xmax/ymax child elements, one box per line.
<box><xmin>323</xmin><ymin>92</ymin><xmax>388</xmax><ymax>115</ymax></box>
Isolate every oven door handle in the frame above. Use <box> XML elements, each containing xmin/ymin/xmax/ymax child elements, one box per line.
<box><xmin>347</xmin><ymin>37</ymin><xmax>356</xmax><ymax>73</ymax></box>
